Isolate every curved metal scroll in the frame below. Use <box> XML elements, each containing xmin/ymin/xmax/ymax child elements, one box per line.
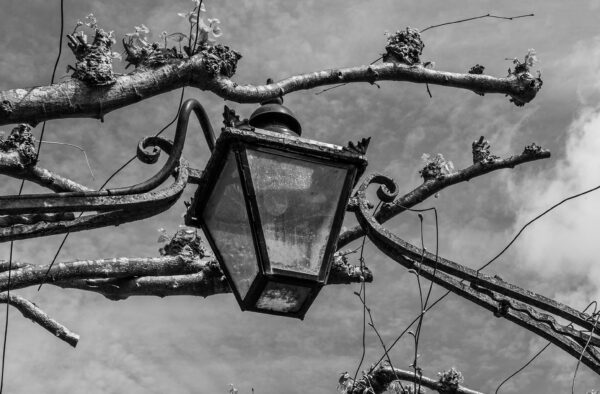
<box><xmin>350</xmin><ymin>173</ymin><xmax>600</xmax><ymax>375</ymax></box>
<box><xmin>0</xmin><ymin>99</ymin><xmax>215</xmax><ymax>242</ymax></box>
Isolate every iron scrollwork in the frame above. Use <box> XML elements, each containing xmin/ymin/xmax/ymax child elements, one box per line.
<box><xmin>350</xmin><ymin>173</ymin><xmax>600</xmax><ymax>375</ymax></box>
<box><xmin>0</xmin><ymin>99</ymin><xmax>215</xmax><ymax>243</ymax></box>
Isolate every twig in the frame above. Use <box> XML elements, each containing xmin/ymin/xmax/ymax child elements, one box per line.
<box><xmin>0</xmin><ymin>153</ymin><xmax>91</xmax><ymax>193</ymax></box>
<box><xmin>315</xmin><ymin>56</ymin><xmax>383</xmax><ymax>95</ymax></box>
<box><xmin>0</xmin><ymin>293</ymin><xmax>78</xmax><ymax>347</ymax></box>
<box><xmin>40</xmin><ymin>141</ymin><xmax>95</xmax><ymax>180</ymax></box>
<box><xmin>420</xmin><ymin>13</ymin><xmax>534</xmax><ymax>33</ymax></box>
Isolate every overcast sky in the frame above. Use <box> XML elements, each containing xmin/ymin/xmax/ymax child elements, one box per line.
<box><xmin>1</xmin><ymin>0</ymin><xmax>600</xmax><ymax>393</ymax></box>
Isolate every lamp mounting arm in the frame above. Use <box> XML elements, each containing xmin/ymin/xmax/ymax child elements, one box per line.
<box><xmin>350</xmin><ymin>173</ymin><xmax>600</xmax><ymax>375</ymax></box>
<box><xmin>0</xmin><ymin>99</ymin><xmax>216</xmax><ymax>242</ymax></box>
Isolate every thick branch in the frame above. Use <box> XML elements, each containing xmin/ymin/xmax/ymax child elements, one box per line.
<box><xmin>338</xmin><ymin>144</ymin><xmax>550</xmax><ymax>248</ymax></box>
<box><xmin>0</xmin><ymin>255</ymin><xmax>198</xmax><ymax>292</ymax></box>
<box><xmin>0</xmin><ymin>57</ymin><xmax>540</xmax><ymax>126</ymax></box>
<box><xmin>0</xmin><ymin>255</ymin><xmax>371</xmax><ymax>297</ymax></box>
<box><xmin>0</xmin><ymin>293</ymin><xmax>79</xmax><ymax>347</ymax></box>
<box><xmin>344</xmin><ymin>365</ymin><xmax>483</xmax><ymax>394</ymax></box>
<box><xmin>55</xmin><ymin>258</ymin><xmax>372</xmax><ymax>300</ymax></box>
<box><xmin>0</xmin><ymin>151</ymin><xmax>91</xmax><ymax>193</ymax></box>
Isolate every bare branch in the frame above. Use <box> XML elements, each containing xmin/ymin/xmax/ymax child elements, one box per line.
<box><xmin>0</xmin><ymin>255</ymin><xmax>198</xmax><ymax>293</ymax></box>
<box><xmin>342</xmin><ymin>365</ymin><xmax>483</xmax><ymax>394</ymax></box>
<box><xmin>55</xmin><ymin>257</ymin><xmax>372</xmax><ymax>300</ymax></box>
<box><xmin>0</xmin><ymin>260</ymin><xmax>32</xmax><ymax>272</ymax></box>
<box><xmin>0</xmin><ymin>293</ymin><xmax>79</xmax><ymax>347</ymax></box>
<box><xmin>338</xmin><ymin>142</ymin><xmax>551</xmax><ymax>248</ymax></box>
<box><xmin>0</xmin><ymin>56</ymin><xmax>541</xmax><ymax>126</ymax></box>
<box><xmin>0</xmin><ymin>151</ymin><xmax>91</xmax><ymax>193</ymax></box>
<box><xmin>0</xmin><ymin>254</ymin><xmax>370</xmax><ymax>297</ymax></box>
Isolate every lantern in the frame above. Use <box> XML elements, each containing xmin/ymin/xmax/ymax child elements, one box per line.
<box><xmin>185</xmin><ymin>98</ymin><xmax>367</xmax><ymax>318</ymax></box>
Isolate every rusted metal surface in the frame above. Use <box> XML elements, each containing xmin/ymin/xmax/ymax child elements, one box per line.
<box><xmin>0</xmin><ymin>160</ymin><xmax>189</xmax><ymax>242</ymax></box>
<box><xmin>351</xmin><ymin>173</ymin><xmax>600</xmax><ymax>375</ymax></box>
<box><xmin>0</xmin><ymin>99</ymin><xmax>216</xmax><ymax>242</ymax></box>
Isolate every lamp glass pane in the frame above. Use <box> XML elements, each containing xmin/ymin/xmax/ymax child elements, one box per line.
<box><xmin>246</xmin><ymin>149</ymin><xmax>348</xmax><ymax>276</ymax></box>
<box><xmin>203</xmin><ymin>151</ymin><xmax>258</xmax><ymax>299</ymax></box>
<box><xmin>255</xmin><ymin>282</ymin><xmax>312</xmax><ymax>313</ymax></box>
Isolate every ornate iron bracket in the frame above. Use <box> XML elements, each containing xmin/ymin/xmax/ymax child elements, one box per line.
<box><xmin>0</xmin><ymin>99</ymin><xmax>215</xmax><ymax>242</ymax></box>
<box><xmin>350</xmin><ymin>173</ymin><xmax>600</xmax><ymax>375</ymax></box>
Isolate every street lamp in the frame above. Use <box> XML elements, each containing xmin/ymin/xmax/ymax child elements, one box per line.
<box><xmin>185</xmin><ymin>97</ymin><xmax>367</xmax><ymax>318</ymax></box>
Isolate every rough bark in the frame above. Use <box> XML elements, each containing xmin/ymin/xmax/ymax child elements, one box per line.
<box><xmin>343</xmin><ymin>365</ymin><xmax>484</xmax><ymax>394</ymax></box>
<box><xmin>0</xmin><ymin>293</ymin><xmax>79</xmax><ymax>347</ymax></box>
<box><xmin>0</xmin><ymin>151</ymin><xmax>90</xmax><ymax>193</ymax></box>
<box><xmin>0</xmin><ymin>57</ymin><xmax>541</xmax><ymax>126</ymax></box>
<box><xmin>338</xmin><ymin>142</ymin><xmax>551</xmax><ymax>248</ymax></box>
<box><xmin>0</xmin><ymin>255</ymin><xmax>371</xmax><ymax>296</ymax></box>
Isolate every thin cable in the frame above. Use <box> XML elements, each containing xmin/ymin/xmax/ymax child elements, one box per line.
<box><xmin>1</xmin><ymin>2</ymin><xmax>64</xmax><ymax>391</ymax></box>
<box><xmin>410</xmin><ymin>213</ymin><xmax>427</xmax><ymax>394</ymax></box>
<box><xmin>494</xmin><ymin>342</ymin><xmax>551</xmax><ymax>394</ymax></box>
<box><xmin>36</xmin><ymin>88</ymin><xmax>186</xmax><ymax>291</ymax></box>
<box><xmin>0</xmin><ymin>243</ymin><xmax>14</xmax><ymax>394</ymax></box>
<box><xmin>495</xmin><ymin>303</ymin><xmax>599</xmax><ymax>393</ymax></box>
<box><xmin>420</xmin><ymin>13</ymin><xmax>534</xmax><ymax>33</ymax></box>
<box><xmin>572</xmin><ymin>312</ymin><xmax>600</xmax><ymax>394</ymax></box>
<box><xmin>477</xmin><ymin>183</ymin><xmax>600</xmax><ymax>273</ymax></box>
<box><xmin>377</xmin><ymin>184</ymin><xmax>600</xmax><ymax>368</ymax></box>
<box><xmin>350</xmin><ymin>202</ymin><xmax>382</xmax><ymax>392</ymax></box>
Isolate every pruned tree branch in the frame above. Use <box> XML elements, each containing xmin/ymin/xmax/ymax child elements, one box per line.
<box><xmin>0</xmin><ymin>227</ymin><xmax>370</xmax><ymax>346</ymax></box>
<box><xmin>0</xmin><ymin>56</ymin><xmax>541</xmax><ymax>126</ymax></box>
<box><xmin>0</xmin><ymin>151</ymin><xmax>91</xmax><ymax>193</ymax></box>
<box><xmin>1</xmin><ymin>255</ymin><xmax>370</xmax><ymax>298</ymax></box>
<box><xmin>340</xmin><ymin>365</ymin><xmax>483</xmax><ymax>394</ymax></box>
<box><xmin>338</xmin><ymin>141</ymin><xmax>551</xmax><ymax>248</ymax></box>
<box><xmin>53</xmin><ymin>257</ymin><xmax>372</xmax><ymax>300</ymax></box>
<box><xmin>0</xmin><ymin>293</ymin><xmax>79</xmax><ymax>347</ymax></box>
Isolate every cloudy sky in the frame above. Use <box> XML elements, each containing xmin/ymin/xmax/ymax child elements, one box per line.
<box><xmin>1</xmin><ymin>0</ymin><xmax>600</xmax><ymax>393</ymax></box>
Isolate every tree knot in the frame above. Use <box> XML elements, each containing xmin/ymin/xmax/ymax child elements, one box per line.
<box><xmin>158</xmin><ymin>227</ymin><xmax>208</xmax><ymax>258</ymax></box>
<box><xmin>419</xmin><ymin>153</ymin><xmax>454</xmax><ymax>181</ymax></box>
<box><xmin>472</xmin><ymin>136</ymin><xmax>499</xmax><ymax>164</ymax></box>
<box><xmin>383</xmin><ymin>27</ymin><xmax>424</xmax><ymax>65</ymax></box>
<box><xmin>0</xmin><ymin>124</ymin><xmax>37</xmax><ymax>166</ymax></box>
<box><xmin>67</xmin><ymin>27</ymin><xmax>118</xmax><ymax>86</ymax></box>
<box><xmin>201</xmin><ymin>44</ymin><xmax>242</xmax><ymax>77</ymax></box>
<box><xmin>437</xmin><ymin>367</ymin><xmax>464</xmax><ymax>394</ymax></box>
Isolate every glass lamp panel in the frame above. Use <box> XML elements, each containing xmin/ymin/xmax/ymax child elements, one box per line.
<box><xmin>255</xmin><ymin>282</ymin><xmax>312</xmax><ymax>313</ymax></box>
<box><xmin>203</xmin><ymin>151</ymin><xmax>258</xmax><ymax>299</ymax></box>
<box><xmin>246</xmin><ymin>149</ymin><xmax>348</xmax><ymax>276</ymax></box>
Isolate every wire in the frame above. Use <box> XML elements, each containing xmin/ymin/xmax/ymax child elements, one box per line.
<box><xmin>495</xmin><ymin>304</ymin><xmax>599</xmax><ymax>393</ymax></box>
<box><xmin>374</xmin><ymin>183</ymin><xmax>600</xmax><ymax>370</ymax></box>
<box><xmin>350</xmin><ymin>202</ymin><xmax>382</xmax><ymax>393</ymax></box>
<box><xmin>420</xmin><ymin>13</ymin><xmax>534</xmax><ymax>33</ymax></box>
<box><xmin>477</xmin><ymin>183</ymin><xmax>600</xmax><ymax>273</ymax></box>
<box><xmin>0</xmin><ymin>243</ymin><xmax>14</xmax><ymax>394</ymax></box>
<box><xmin>494</xmin><ymin>342</ymin><xmax>551</xmax><ymax>394</ymax></box>
<box><xmin>0</xmin><ymin>2</ymin><xmax>64</xmax><ymax>392</ymax></box>
<box><xmin>572</xmin><ymin>312</ymin><xmax>600</xmax><ymax>394</ymax></box>
<box><xmin>36</xmin><ymin>88</ymin><xmax>187</xmax><ymax>292</ymax></box>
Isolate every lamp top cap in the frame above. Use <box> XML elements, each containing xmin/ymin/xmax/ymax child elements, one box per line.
<box><xmin>248</xmin><ymin>81</ymin><xmax>302</xmax><ymax>137</ymax></box>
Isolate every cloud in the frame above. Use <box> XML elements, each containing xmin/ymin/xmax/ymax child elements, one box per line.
<box><xmin>511</xmin><ymin>106</ymin><xmax>600</xmax><ymax>305</ymax></box>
